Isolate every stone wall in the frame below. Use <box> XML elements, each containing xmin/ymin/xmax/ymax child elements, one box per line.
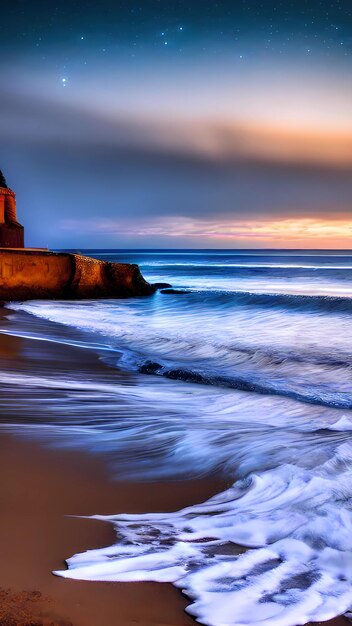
<box><xmin>0</xmin><ymin>250</ymin><xmax>155</xmax><ymax>300</ymax></box>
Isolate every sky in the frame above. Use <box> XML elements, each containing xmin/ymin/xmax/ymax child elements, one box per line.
<box><xmin>0</xmin><ymin>0</ymin><xmax>351</xmax><ymax>248</ymax></box>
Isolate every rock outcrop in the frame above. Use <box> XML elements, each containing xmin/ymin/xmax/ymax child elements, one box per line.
<box><xmin>0</xmin><ymin>169</ymin><xmax>156</xmax><ymax>301</ymax></box>
<box><xmin>0</xmin><ymin>250</ymin><xmax>155</xmax><ymax>300</ymax></box>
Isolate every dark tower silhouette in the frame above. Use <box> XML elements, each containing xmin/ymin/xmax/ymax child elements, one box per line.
<box><xmin>0</xmin><ymin>170</ymin><xmax>8</xmax><ymax>189</ymax></box>
<box><xmin>0</xmin><ymin>170</ymin><xmax>24</xmax><ymax>248</ymax></box>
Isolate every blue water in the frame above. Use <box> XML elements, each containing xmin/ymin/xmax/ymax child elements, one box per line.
<box><xmin>3</xmin><ymin>249</ymin><xmax>352</xmax><ymax>626</ymax></box>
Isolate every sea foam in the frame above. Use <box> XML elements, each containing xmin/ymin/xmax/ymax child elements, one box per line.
<box><xmin>56</xmin><ymin>447</ymin><xmax>352</xmax><ymax>625</ymax></box>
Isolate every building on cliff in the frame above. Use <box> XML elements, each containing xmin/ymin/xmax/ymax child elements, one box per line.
<box><xmin>0</xmin><ymin>170</ymin><xmax>24</xmax><ymax>248</ymax></box>
<box><xmin>0</xmin><ymin>167</ymin><xmax>155</xmax><ymax>300</ymax></box>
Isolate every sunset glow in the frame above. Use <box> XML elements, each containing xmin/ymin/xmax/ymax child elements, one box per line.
<box><xmin>63</xmin><ymin>217</ymin><xmax>352</xmax><ymax>249</ymax></box>
<box><xmin>2</xmin><ymin>1</ymin><xmax>352</xmax><ymax>248</ymax></box>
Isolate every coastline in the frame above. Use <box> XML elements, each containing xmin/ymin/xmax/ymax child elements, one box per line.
<box><xmin>0</xmin><ymin>311</ymin><xmax>349</xmax><ymax>626</ymax></box>
<box><xmin>0</xmin><ymin>432</ymin><xmax>348</xmax><ymax>626</ymax></box>
<box><xmin>0</xmin><ymin>317</ymin><xmax>226</xmax><ymax>625</ymax></box>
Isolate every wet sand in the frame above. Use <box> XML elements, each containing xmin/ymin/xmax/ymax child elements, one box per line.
<box><xmin>0</xmin><ymin>433</ymin><xmax>225</xmax><ymax>626</ymax></box>
<box><xmin>0</xmin><ymin>314</ymin><xmax>349</xmax><ymax>626</ymax></box>
<box><xmin>0</xmin><ymin>433</ymin><xmax>349</xmax><ymax>626</ymax></box>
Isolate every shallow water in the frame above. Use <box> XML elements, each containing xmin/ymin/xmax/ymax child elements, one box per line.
<box><xmin>2</xmin><ymin>249</ymin><xmax>352</xmax><ymax>625</ymax></box>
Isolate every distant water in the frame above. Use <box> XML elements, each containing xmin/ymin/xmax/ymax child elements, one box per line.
<box><xmin>3</xmin><ymin>249</ymin><xmax>352</xmax><ymax>626</ymax></box>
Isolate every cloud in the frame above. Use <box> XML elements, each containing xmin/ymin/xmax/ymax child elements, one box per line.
<box><xmin>1</xmin><ymin>88</ymin><xmax>351</xmax><ymax>247</ymax></box>
<box><xmin>1</xmin><ymin>88</ymin><xmax>352</xmax><ymax>169</ymax></box>
<box><xmin>61</xmin><ymin>215</ymin><xmax>352</xmax><ymax>248</ymax></box>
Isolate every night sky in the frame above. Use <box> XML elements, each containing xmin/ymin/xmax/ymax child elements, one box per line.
<box><xmin>1</xmin><ymin>0</ymin><xmax>351</xmax><ymax>248</ymax></box>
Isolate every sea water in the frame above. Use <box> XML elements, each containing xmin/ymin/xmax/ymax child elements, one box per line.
<box><xmin>2</xmin><ymin>249</ymin><xmax>352</xmax><ymax>626</ymax></box>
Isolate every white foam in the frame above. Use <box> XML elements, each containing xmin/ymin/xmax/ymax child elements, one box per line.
<box><xmin>7</xmin><ymin>298</ymin><xmax>352</xmax><ymax>410</ymax></box>
<box><xmin>143</xmin><ymin>261</ymin><xmax>352</xmax><ymax>270</ymax></box>
<box><xmin>55</xmin><ymin>452</ymin><xmax>352</xmax><ymax>625</ymax></box>
<box><xmin>328</xmin><ymin>416</ymin><xmax>352</xmax><ymax>431</ymax></box>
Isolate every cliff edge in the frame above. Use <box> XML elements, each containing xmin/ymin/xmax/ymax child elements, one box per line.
<box><xmin>0</xmin><ymin>250</ymin><xmax>155</xmax><ymax>300</ymax></box>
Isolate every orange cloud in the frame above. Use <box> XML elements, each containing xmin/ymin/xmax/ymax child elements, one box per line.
<box><xmin>62</xmin><ymin>216</ymin><xmax>352</xmax><ymax>249</ymax></box>
<box><xmin>106</xmin><ymin>117</ymin><xmax>352</xmax><ymax>168</ymax></box>
<box><xmin>219</xmin><ymin>123</ymin><xmax>352</xmax><ymax>168</ymax></box>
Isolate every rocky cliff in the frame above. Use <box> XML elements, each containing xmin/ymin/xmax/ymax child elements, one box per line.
<box><xmin>0</xmin><ymin>250</ymin><xmax>155</xmax><ymax>300</ymax></box>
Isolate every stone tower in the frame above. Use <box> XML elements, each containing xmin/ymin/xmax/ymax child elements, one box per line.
<box><xmin>0</xmin><ymin>170</ymin><xmax>24</xmax><ymax>248</ymax></box>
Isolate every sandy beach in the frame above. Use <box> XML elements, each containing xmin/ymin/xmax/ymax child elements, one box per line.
<box><xmin>0</xmin><ymin>310</ymin><xmax>349</xmax><ymax>626</ymax></box>
<box><xmin>0</xmin><ymin>320</ymin><xmax>226</xmax><ymax>625</ymax></box>
<box><xmin>0</xmin><ymin>431</ymin><xmax>227</xmax><ymax>626</ymax></box>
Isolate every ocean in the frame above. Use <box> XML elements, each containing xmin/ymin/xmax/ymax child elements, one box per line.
<box><xmin>1</xmin><ymin>249</ymin><xmax>352</xmax><ymax>626</ymax></box>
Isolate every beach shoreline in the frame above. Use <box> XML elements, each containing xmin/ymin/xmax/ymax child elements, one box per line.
<box><xmin>0</xmin><ymin>309</ymin><xmax>349</xmax><ymax>626</ymax></box>
<box><xmin>0</xmin><ymin>315</ymin><xmax>227</xmax><ymax>625</ymax></box>
<box><xmin>0</xmin><ymin>431</ymin><xmax>349</xmax><ymax>626</ymax></box>
<box><xmin>0</xmin><ymin>431</ymin><xmax>226</xmax><ymax>626</ymax></box>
